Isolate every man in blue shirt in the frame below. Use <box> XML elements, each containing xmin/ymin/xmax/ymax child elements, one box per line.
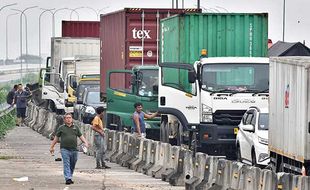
<box><xmin>132</xmin><ymin>102</ymin><xmax>157</xmax><ymax>138</ymax></box>
<box><xmin>13</xmin><ymin>84</ymin><xmax>31</xmax><ymax>127</ymax></box>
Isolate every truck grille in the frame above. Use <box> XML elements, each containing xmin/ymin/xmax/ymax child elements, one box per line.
<box><xmin>213</xmin><ymin>110</ymin><xmax>246</xmax><ymax>125</ymax></box>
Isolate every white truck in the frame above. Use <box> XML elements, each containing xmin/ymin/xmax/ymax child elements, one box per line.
<box><xmin>42</xmin><ymin>56</ymin><xmax>100</xmax><ymax>114</ymax></box>
<box><xmin>41</xmin><ymin>37</ymin><xmax>99</xmax><ymax>114</ymax></box>
<box><xmin>269</xmin><ymin>56</ymin><xmax>310</xmax><ymax>175</ymax></box>
<box><xmin>158</xmin><ymin>57</ymin><xmax>269</xmax><ymax>159</ymax></box>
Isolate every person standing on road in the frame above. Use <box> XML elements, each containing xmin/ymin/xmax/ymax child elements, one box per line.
<box><xmin>6</xmin><ymin>84</ymin><xmax>17</xmax><ymax>105</ymax></box>
<box><xmin>50</xmin><ymin>113</ymin><xmax>89</xmax><ymax>185</ymax></box>
<box><xmin>12</xmin><ymin>84</ymin><xmax>31</xmax><ymax>127</ymax></box>
<box><xmin>132</xmin><ymin>102</ymin><xmax>157</xmax><ymax>138</ymax></box>
<box><xmin>91</xmin><ymin>106</ymin><xmax>111</xmax><ymax>169</ymax></box>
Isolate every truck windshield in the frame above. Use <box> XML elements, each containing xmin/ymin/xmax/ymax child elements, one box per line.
<box><xmin>77</xmin><ymin>84</ymin><xmax>99</xmax><ymax>101</ymax></box>
<box><xmin>138</xmin><ymin>69</ymin><xmax>158</xmax><ymax>97</ymax></box>
<box><xmin>86</xmin><ymin>91</ymin><xmax>100</xmax><ymax>104</ymax></box>
<box><xmin>258</xmin><ymin>113</ymin><xmax>269</xmax><ymax>130</ymax></box>
<box><xmin>201</xmin><ymin>63</ymin><xmax>269</xmax><ymax>93</ymax></box>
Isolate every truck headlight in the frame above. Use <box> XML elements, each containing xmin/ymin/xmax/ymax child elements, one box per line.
<box><xmin>202</xmin><ymin>104</ymin><xmax>213</xmax><ymax>122</ymax></box>
<box><xmin>258</xmin><ymin>153</ymin><xmax>269</xmax><ymax>162</ymax></box>
<box><xmin>258</xmin><ymin>136</ymin><xmax>268</xmax><ymax>145</ymax></box>
<box><xmin>85</xmin><ymin>106</ymin><xmax>96</xmax><ymax>115</ymax></box>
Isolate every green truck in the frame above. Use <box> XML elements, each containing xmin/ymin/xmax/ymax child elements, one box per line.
<box><xmin>105</xmin><ymin>66</ymin><xmax>160</xmax><ymax>140</ymax></box>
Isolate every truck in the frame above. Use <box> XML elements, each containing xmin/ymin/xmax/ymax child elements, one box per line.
<box><xmin>158</xmin><ymin>13</ymin><xmax>269</xmax><ymax>158</ymax></box>
<box><xmin>100</xmin><ymin>8</ymin><xmax>201</xmax><ymax>139</ymax></box>
<box><xmin>106</xmin><ymin>65</ymin><xmax>159</xmax><ymax>140</ymax></box>
<box><xmin>42</xmin><ymin>56</ymin><xmax>100</xmax><ymax>113</ymax></box>
<box><xmin>269</xmin><ymin>56</ymin><xmax>310</xmax><ymax>175</ymax></box>
<box><xmin>62</xmin><ymin>20</ymin><xmax>100</xmax><ymax>38</ymax></box>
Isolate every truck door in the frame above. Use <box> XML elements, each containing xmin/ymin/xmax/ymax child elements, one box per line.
<box><xmin>106</xmin><ymin>70</ymin><xmax>136</xmax><ymax>130</ymax></box>
<box><xmin>66</xmin><ymin>73</ymin><xmax>78</xmax><ymax>104</ymax></box>
<box><xmin>159</xmin><ymin>63</ymin><xmax>200</xmax><ymax>126</ymax></box>
<box><xmin>42</xmin><ymin>72</ymin><xmax>65</xmax><ymax>110</ymax></box>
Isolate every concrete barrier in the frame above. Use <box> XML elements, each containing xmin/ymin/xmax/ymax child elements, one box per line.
<box><xmin>161</xmin><ymin>146</ymin><xmax>181</xmax><ymax>182</ymax></box>
<box><xmin>195</xmin><ymin>156</ymin><xmax>219</xmax><ymax>189</ymax></box>
<box><xmin>259</xmin><ymin>169</ymin><xmax>277</xmax><ymax>190</ymax></box>
<box><xmin>127</xmin><ymin>138</ymin><xmax>142</xmax><ymax>169</ymax></box>
<box><xmin>208</xmin><ymin>159</ymin><xmax>232</xmax><ymax>190</ymax></box>
<box><xmin>130</xmin><ymin>138</ymin><xmax>145</xmax><ymax>170</ymax></box>
<box><xmin>28</xmin><ymin>106</ymin><xmax>39</xmax><ymax>128</ymax></box>
<box><xmin>291</xmin><ymin>175</ymin><xmax>310</xmax><ymax>190</ymax></box>
<box><xmin>277</xmin><ymin>172</ymin><xmax>293</xmax><ymax>190</ymax></box>
<box><xmin>134</xmin><ymin>139</ymin><xmax>153</xmax><ymax>173</ymax></box>
<box><xmin>239</xmin><ymin>166</ymin><xmax>261</xmax><ymax>190</ymax></box>
<box><xmin>24</xmin><ymin>103</ymin><xmax>34</xmax><ymax>124</ymax></box>
<box><xmin>185</xmin><ymin>152</ymin><xmax>208</xmax><ymax>189</ymax></box>
<box><xmin>41</xmin><ymin>112</ymin><xmax>56</xmax><ymax>138</ymax></box>
<box><xmin>120</xmin><ymin>134</ymin><xmax>136</xmax><ymax>167</ymax></box>
<box><xmin>110</xmin><ymin>132</ymin><xmax>125</xmax><ymax>163</ymax></box>
<box><xmin>143</xmin><ymin>141</ymin><xmax>160</xmax><ymax>176</ymax></box>
<box><xmin>229</xmin><ymin>161</ymin><xmax>247</xmax><ymax>190</ymax></box>
<box><xmin>168</xmin><ymin>149</ymin><xmax>186</xmax><ymax>186</ymax></box>
<box><xmin>105</xmin><ymin>130</ymin><xmax>117</xmax><ymax>160</ymax></box>
<box><xmin>151</xmin><ymin>143</ymin><xmax>171</xmax><ymax>178</ymax></box>
<box><xmin>32</xmin><ymin>108</ymin><xmax>48</xmax><ymax>132</ymax></box>
<box><xmin>116</xmin><ymin>133</ymin><xmax>130</xmax><ymax>164</ymax></box>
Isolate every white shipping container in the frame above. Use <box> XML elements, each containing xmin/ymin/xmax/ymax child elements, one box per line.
<box><xmin>269</xmin><ymin>56</ymin><xmax>310</xmax><ymax>162</ymax></box>
<box><xmin>50</xmin><ymin>37</ymin><xmax>99</xmax><ymax>74</ymax></box>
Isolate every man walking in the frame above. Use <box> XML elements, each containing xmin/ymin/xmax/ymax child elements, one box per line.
<box><xmin>132</xmin><ymin>102</ymin><xmax>157</xmax><ymax>138</ymax></box>
<box><xmin>91</xmin><ymin>106</ymin><xmax>110</xmax><ymax>169</ymax></box>
<box><xmin>50</xmin><ymin>113</ymin><xmax>89</xmax><ymax>185</ymax></box>
<box><xmin>12</xmin><ymin>84</ymin><xmax>31</xmax><ymax>127</ymax></box>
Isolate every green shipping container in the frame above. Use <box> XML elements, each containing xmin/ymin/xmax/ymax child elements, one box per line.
<box><xmin>160</xmin><ymin>13</ymin><xmax>268</xmax><ymax>63</ymax></box>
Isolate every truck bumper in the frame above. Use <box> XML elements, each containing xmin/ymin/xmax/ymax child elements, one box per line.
<box><xmin>197</xmin><ymin>123</ymin><xmax>238</xmax><ymax>157</ymax></box>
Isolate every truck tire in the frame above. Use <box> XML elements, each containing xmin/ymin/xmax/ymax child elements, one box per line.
<box><xmin>48</xmin><ymin>100</ymin><xmax>56</xmax><ymax>112</ymax></box>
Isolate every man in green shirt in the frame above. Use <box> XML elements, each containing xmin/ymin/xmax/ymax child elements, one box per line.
<box><xmin>50</xmin><ymin>113</ymin><xmax>89</xmax><ymax>185</ymax></box>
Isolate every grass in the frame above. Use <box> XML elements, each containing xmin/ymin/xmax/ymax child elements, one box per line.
<box><xmin>0</xmin><ymin>73</ymin><xmax>39</xmax><ymax>92</ymax></box>
<box><xmin>0</xmin><ymin>108</ymin><xmax>16</xmax><ymax>139</ymax></box>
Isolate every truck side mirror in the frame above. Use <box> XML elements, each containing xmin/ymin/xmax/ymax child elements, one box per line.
<box><xmin>72</xmin><ymin>81</ymin><xmax>77</xmax><ymax>89</ymax></box>
<box><xmin>188</xmin><ymin>70</ymin><xmax>196</xmax><ymax>83</ymax></box>
<box><xmin>60</xmin><ymin>80</ymin><xmax>64</xmax><ymax>89</ymax></box>
<box><xmin>241</xmin><ymin>124</ymin><xmax>255</xmax><ymax>132</ymax></box>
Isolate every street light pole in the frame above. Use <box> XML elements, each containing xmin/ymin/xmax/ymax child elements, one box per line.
<box><xmin>197</xmin><ymin>0</ymin><xmax>200</xmax><ymax>9</ymax></box>
<box><xmin>39</xmin><ymin>8</ymin><xmax>54</xmax><ymax>69</ymax></box>
<box><xmin>5</xmin><ymin>13</ymin><xmax>18</xmax><ymax>65</ymax></box>
<box><xmin>0</xmin><ymin>3</ymin><xmax>17</xmax><ymax>12</ymax></box>
<box><xmin>52</xmin><ymin>8</ymin><xmax>69</xmax><ymax>37</ymax></box>
<box><xmin>12</xmin><ymin>6</ymin><xmax>38</xmax><ymax>84</ymax></box>
<box><xmin>69</xmin><ymin>7</ymin><xmax>82</xmax><ymax>20</ymax></box>
<box><xmin>283</xmin><ymin>0</ymin><xmax>286</xmax><ymax>42</ymax></box>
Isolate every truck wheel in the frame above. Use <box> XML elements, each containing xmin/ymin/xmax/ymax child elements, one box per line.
<box><xmin>160</xmin><ymin>119</ymin><xmax>169</xmax><ymax>143</ymax></box>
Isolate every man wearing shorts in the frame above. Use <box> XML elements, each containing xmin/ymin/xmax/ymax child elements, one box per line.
<box><xmin>13</xmin><ymin>84</ymin><xmax>31</xmax><ymax>127</ymax></box>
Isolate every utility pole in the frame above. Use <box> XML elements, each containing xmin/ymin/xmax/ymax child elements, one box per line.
<box><xmin>197</xmin><ymin>0</ymin><xmax>201</xmax><ymax>9</ymax></box>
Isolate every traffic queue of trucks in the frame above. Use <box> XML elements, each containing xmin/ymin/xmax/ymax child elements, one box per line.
<box><xmin>35</xmin><ymin>8</ymin><xmax>310</xmax><ymax>176</ymax></box>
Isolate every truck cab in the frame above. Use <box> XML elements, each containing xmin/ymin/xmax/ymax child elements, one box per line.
<box><xmin>158</xmin><ymin>57</ymin><xmax>269</xmax><ymax>158</ymax></box>
<box><xmin>105</xmin><ymin>65</ymin><xmax>160</xmax><ymax>140</ymax></box>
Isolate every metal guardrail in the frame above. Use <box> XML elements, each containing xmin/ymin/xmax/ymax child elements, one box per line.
<box><xmin>0</xmin><ymin>104</ymin><xmax>14</xmax><ymax>117</ymax></box>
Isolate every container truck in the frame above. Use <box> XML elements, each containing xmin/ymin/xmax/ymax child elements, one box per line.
<box><xmin>62</xmin><ymin>20</ymin><xmax>100</xmax><ymax>38</ymax></box>
<box><xmin>269</xmin><ymin>56</ymin><xmax>310</xmax><ymax>175</ymax></box>
<box><xmin>100</xmin><ymin>8</ymin><xmax>201</xmax><ymax>139</ymax></box>
<box><xmin>158</xmin><ymin>13</ymin><xmax>269</xmax><ymax>158</ymax></box>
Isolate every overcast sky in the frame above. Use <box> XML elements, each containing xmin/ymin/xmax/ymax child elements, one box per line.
<box><xmin>0</xmin><ymin>0</ymin><xmax>309</xmax><ymax>60</ymax></box>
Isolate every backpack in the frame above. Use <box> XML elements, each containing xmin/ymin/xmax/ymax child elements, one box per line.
<box><xmin>6</xmin><ymin>91</ymin><xmax>14</xmax><ymax>104</ymax></box>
